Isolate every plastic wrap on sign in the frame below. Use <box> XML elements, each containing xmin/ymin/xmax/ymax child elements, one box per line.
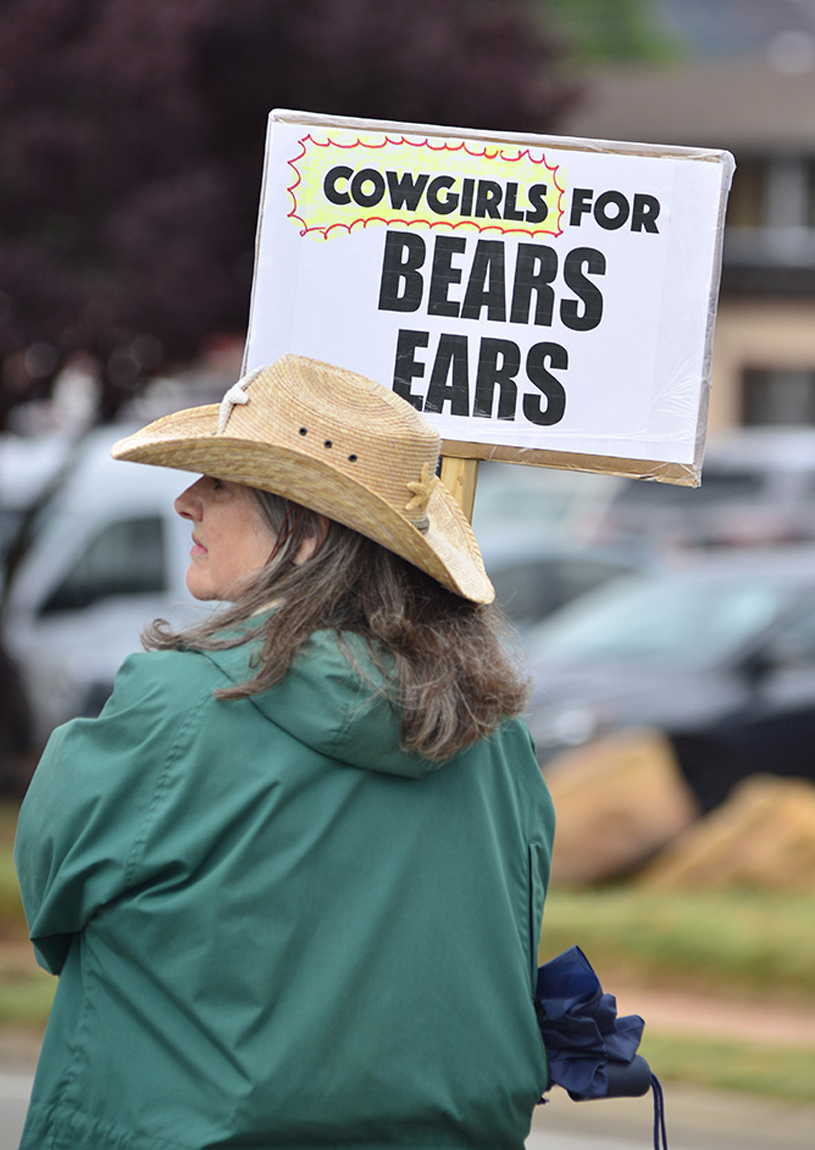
<box><xmin>244</xmin><ymin>110</ymin><xmax>736</xmax><ymax>487</ymax></box>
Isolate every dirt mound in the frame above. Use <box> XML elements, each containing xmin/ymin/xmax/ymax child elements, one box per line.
<box><xmin>639</xmin><ymin>775</ymin><xmax>815</xmax><ymax>891</ymax></box>
<box><xmin>544</xmin><ymin>727</ymin><xmax>700</xmax><ymax>885</ymax></box>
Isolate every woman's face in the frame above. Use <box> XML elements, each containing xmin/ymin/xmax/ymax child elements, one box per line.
<box><xmin>174</xmin><ymin>476</ymin><xmax>277</xmax><ymax>601</ymax></box>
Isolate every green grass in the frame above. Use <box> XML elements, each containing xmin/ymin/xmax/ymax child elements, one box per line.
<box><xmin>0</xmin><ymin>801</ymin><xmax>17</xmax><ymax>845</ymax></box>
<box><xmin>640</xmin><ymin>1033</ymin><xmax>815</xmax><ymax>1104</ymax></box>
<box><xmin>0</xmin><ymin>961</ymin><xmax>55</xmax><ymax>1027</ymax></box>
<box><xmin>536</xmin><ymin>886</ymin><xmax>815</xmax><ymax>1102</ymax></box>
<box><xmin>0</xmin><ymin>802</ymin><xmax>27</xmax><ymax>941</ymax></box>
<box><xmin>0</xmin><ymin>803</ymin><xmax>55</xmax><ymax>1029</ymax></box>
<box><xmin>539</xmin><ymin>886</ymin><xmax>815</xmax><ymax>1004</ymax></box>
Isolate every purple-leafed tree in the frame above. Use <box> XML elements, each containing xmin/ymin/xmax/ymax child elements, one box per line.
<box><xmin>0</xmin><ymin>0</ymin><xmax>576</xmax><ymax>427</ymax></box>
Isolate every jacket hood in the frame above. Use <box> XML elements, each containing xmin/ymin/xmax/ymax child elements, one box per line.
<box><xmin>203</xmin><ymin>628</ymin><xmax>439</xmax><ymax>780</ymax></box>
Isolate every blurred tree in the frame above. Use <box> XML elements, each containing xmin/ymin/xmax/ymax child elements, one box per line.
<box><xmin>0</xmin><ymin>0</ymin><xmax>577</xmax><ymax>427</ymax></box>
<box><xmin>541</xmin><ymin>0</ymin><xmax>682</xmax><ymax>65</ymax></box>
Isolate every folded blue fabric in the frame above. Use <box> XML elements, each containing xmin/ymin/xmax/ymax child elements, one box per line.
<box><xmin>535</xmin><ymin>945</ymin><xmax>645</xmax><ymax>1099</ymax></box>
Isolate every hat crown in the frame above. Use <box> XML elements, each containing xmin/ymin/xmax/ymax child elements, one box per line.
<box><xmin>225</xmin><ymin>356</ymin><xmax>440</xmax><ymax>524</ymax></box>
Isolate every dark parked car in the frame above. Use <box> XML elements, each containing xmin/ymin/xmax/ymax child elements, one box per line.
<box><xmin>524</xmin><ymin>547</ymin><xmax>815</xmax><ymax>811</ymax></box>
<box><xmin>592</xmin><ymin>428</ymin><xmax>815</xmax><ymax>553</ymax></box>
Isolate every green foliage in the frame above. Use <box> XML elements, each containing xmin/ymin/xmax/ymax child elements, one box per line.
<box><xmin>539</xmin><ymin>886</ymin><xmax>815</xmax><ymax>1002</ymax></box>
<box><xmin>0</xmin><ymin>0</ymin><xmax>576</xmax><ymax>426</ymax></box>
<box><xmin>540</xmin><ymin>0</ymin><xmax>683</xmax><ymax>64</ymax></box>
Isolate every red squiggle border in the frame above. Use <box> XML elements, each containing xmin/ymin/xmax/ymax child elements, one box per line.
<box><xmin>286</xmin><ymin>134</ymin><xmax>567</xmax><ymax>240</ymax></box>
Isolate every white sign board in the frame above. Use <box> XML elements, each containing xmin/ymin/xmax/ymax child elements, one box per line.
<box><xmin>245</xmin><ymin>110</ymin><xmax>734</xmax><ymax>484</ymax></box>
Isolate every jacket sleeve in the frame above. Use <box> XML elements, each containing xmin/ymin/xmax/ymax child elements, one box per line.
<box><xmin>13</xmin><ymin>651</ymin><xmax>209</xmax><ymax>974</ymax></box>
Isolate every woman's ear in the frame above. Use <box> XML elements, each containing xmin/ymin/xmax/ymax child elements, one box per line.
<box><xmin>294</xmin><ymin>514</ymin><xmax>330</xmax><ymax>564</ymax></box>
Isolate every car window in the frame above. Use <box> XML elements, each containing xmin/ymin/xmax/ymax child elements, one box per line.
<box><xmin>528</xmin><ymin>576</ymin><xmax>786</xmax><ymax>669</ymax></box>
<box><xmin>491</xmin><ymin>557</ymin><xmax>634</xmax><ymax>624</ymax></box>
<box><xmin>0</xmin><ymin>507</ymin><xmax>24</xmax><ymax>558</ymax></box>
<box><xmin>39</xmin><ymin>516</ymin><xmax>167</xmax><ymax>614</ymax></box>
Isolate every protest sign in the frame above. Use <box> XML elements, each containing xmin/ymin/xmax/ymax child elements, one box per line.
<box><xmin>244</xmin><ymin>110</ymin><xmax>734</xmax><ymax>487</ymax></box>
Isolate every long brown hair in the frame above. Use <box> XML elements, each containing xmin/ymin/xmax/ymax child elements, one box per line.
<box><xmin>143</xmin><ymin>488</ymin><xmax>529</xmax><ymax>760</ymax></box>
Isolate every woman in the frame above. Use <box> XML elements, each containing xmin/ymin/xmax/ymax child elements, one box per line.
<box><xmin>15</xmin><ymin>355</ymin><xmax>555</xmax><ymax>1150</ymax></box>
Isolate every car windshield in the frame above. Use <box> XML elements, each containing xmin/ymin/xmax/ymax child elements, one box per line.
<box><xmin>526</xmin><ymin>572</ymin><xmax>791</xmax><ymax>669</ymax></box>
<box><xmin>612</xmin><ymin>467</ymin><xmax>765</xmax><ymax>508</ymax></box>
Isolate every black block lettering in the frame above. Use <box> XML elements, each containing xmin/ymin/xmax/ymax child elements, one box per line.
<box><xmin>324</xmin><ymin>166</ymin><xmax>353</xmax><ymax>205</ymax></box>
<box><xmin>461</xmin><ymin>240</ymin><xmax>507</xmax><ymax>322</ymax></box>
<box><xmin>428</xmin><ymin>236</ymin><xmax>466</xmax><ymax>318</ymax></box>
<box><xmin>560</xmin><ymin>247</ymin><xmax>606</xmax><ymax>332</ymax></box>
<box><xmin>475</xmin><ymin>180</ymin><xmax>503</xmax><ymax>219</ymax></box>
<box><xmin>426</xmin><ymin>175</ymin><xmax>459</xmax><ymax>215</ymax></box>
<box><xmin>425</xmin><ymin>334</ymin><xmax>470</xmax><ymax>416</ymax></box>
<box><xmin>474</xmin><ymin>339</ymin><xmax>520</xmax><ymax>420</ymax></box>
<box><xmin>525</xmin><ymin>184</ymin><xmax>549</xmax><ymax>224</ymax></box>
<box><xmin>386</xmin><ymin>171</ymin><xmax>429</xmax><ymax>211</ymax></box>
<box><xmin>393</xmin><ymin>330</ymin><xmax>429</xmax><ymax>410</ymax></box>
<box><xmin>570</xmin><ymin>188</ymin><xmax>593</xmax><ymax>226</ymax></box>
<box><xmin>351</xmin><ymin>168</ymin><xmax>386</xmax><ymax>208</ymax></box>
<box><xmin>632</xmin><ymin>193</ymin><xmax>661</xmax><ymax>233</ymax></box>
<box><xmin>524</xmin><ymin>343</ymin><xmax>567</xmax><ymax>426</ymax></box>
<box><xmin>460</xmin><ymin>178</ymin><xmax>475</xmax><ymax>216</ymax></box>
<box><xmin>594</xmin><ymin>190</ymin><xmax>630</xmax><ymax>230</ymax></box>
<box><xmin>378</xmin><ymin>231</ymin><xmax>426</xmax><ymax>312</ymax></box>
<box><xmin>503</xmin><ymin>183</ymin><xmax>525</xmax><ymax>222</ymax></box>
<box><xmin>510</xmin><ymin>243</ymin><xmax>557</xmax><ymax>326</ymax></box>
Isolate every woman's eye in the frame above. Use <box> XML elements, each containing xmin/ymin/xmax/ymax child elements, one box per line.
<box><xmin>211</xmin><ymin>477</ymin><xmax>225</xmax><ymax>491</ymax></box>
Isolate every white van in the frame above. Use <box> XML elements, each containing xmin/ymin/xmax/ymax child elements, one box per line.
<box><xmin>3</xmin><ymin>425</ymin><xmax>208</xmax><ymax>745</ymax></box>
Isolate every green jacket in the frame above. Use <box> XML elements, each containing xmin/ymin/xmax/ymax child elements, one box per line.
<box><xmin>15</xmin><ymin>628</ymin><xmax>555</xmax><ymax>1150</ymax></box>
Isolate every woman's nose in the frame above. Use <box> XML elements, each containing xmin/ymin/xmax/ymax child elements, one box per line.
<box><xmin>174</xmin><ymin>480</ymin><xmax>204</xmax><ymax>521</ymax></box>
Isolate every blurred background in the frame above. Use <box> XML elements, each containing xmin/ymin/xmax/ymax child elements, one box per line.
<box><xmin>1</xmin><ymin>0</ymin><xmax>815</xmax><ymax>1134</ymax></box>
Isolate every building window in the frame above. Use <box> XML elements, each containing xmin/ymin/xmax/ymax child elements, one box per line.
<box><xmin>727</xmin><ymin>159</ymin><xmax>765</xmax><ymax>228</ymax></box>
<box><xmin>725</xmin><ymin>157</ymin><xmax>815</xmax><ymax>267</ymax></box>
<box><xmin>743</xmin><ymin>368</ymin><xmax>815</xmax><ymax>426</ymax></box>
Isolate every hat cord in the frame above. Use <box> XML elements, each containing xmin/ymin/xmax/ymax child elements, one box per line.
<box><xmin>217</xmin><ymin>368</ymin><xmax>263</xmax><ymax>433</ymax></box>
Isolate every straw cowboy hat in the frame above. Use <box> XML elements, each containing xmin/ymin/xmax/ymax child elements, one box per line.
<box><xmin>111</xmin><ymin>354</ymin><xmax>494</xmax><ymax>604</ymax></box>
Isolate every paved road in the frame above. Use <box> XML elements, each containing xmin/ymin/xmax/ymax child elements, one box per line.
<box><xmin>530</xmin><ymin>1084</ymin><xmax>815</xmax><ymax>1150</ymax></box>
<box><xmin>4</xmin><ymin>1071</ymin><xmax>815</xmax><ymax>1150</ymax></box>
<box><xmin>1</xmin><ymin>1073</ymin><xmax>31</xmax><ymax>1150</ymax></box>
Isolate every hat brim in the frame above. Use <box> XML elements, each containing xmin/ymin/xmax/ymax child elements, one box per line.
<box><xmin>112</xmin><ymin>404</ymin><xmax>495</xmax><ymax>604</ymax></box>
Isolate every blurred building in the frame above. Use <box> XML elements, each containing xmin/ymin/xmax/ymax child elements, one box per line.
<box><xmin>560</xmin><ymin>25</ymin><xmax>815</xmax><ymax>434</ymax></box>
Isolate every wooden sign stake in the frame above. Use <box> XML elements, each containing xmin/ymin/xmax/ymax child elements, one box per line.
<box><xmin>440</xmin><ymin>457</ymin><xmax>480</xmax><ymax>523</ymax></box>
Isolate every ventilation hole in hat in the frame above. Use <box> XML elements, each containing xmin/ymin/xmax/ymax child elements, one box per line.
<box><xmin>299</xmin><ymin>427</ymin><xmax>308</xmax><ymax>436</ymax></box>
<box><xmin>324</xmin><ymin>439</ymin><xmax>333</xmax><ymax>448</ymax></box>
<box><xmin>348</xmin><ymin>454</ymin><xmax>358</xmax><ymax>462</ymax></box>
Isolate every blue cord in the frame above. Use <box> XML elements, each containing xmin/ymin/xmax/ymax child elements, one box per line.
<box><xmin>651</xmin><ymin>1074</ymin><xmax>668</xmax><ymax>1150</ymax></box>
